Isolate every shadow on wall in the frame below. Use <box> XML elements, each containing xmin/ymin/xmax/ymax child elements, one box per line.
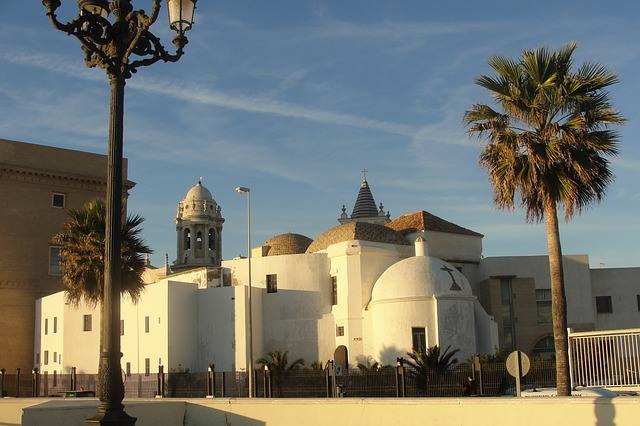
<box><xmin>21</xmin><ymin>400</ymin><xmax>266</xmax><ymax>426</ymax></box>
<box><xmin>594</xmin><ymin>397</ymin><xmax>615</xmax><ymax>426</ymax></box>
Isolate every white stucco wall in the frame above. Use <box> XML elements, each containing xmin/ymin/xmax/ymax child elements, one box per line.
<box><xmin>479</xmin><ymin>254</ymin><xmax>595</xmax><ymax>326</ymax></box>
<box><xmin>62</xmin><ymin>300</ymin><xmax>99</xmax><ymax>374</ymax></box>
<box><xmin>35</xmin><ymin>292</ymin><xmax>67</xmax><ymax>374</ymax></box>
<box><xmin>405</xmin><ymin>230</ymin><xmax>482</xmax><ymax>264</ymax></box>
<box><xmin>195</xmin><ymin>286</ymin><xmax>236</xmax><ymax>371</ymax></box>
<box><xmin>590</xmin><ymin>267</ymin><xmax>640</xmax><ymax>330</ymax></box>
<box><xmin>367</xmin><ymin>298</ymin><xmax>438</xmax><ymax>366</ymax></box>
<box><xmin>436</xmin><ymin>298</ymin><xmax>477</xmax><ymax>361</ymax></box>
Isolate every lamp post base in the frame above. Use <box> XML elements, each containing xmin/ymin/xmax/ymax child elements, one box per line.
<box><xmin>85</xmin><ymin>411</ymin><xmax>137</xmax><ymax>426</ymax></box>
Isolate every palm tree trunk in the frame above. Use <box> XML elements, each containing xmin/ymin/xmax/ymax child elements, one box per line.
<box><xmin>544</xmin><ymin>199</ymin><xmax>571</xmax><ymax>396</ymax></box>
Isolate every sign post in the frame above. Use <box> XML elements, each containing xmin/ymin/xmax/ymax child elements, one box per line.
<box><xmin>506</xmin><ymin>350</ymin><xmax>530</xmax><ymax>397</ymax></box>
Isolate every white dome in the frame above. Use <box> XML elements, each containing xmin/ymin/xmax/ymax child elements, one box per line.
<box><xmin>371</xmin><ymin>256</ymin><xmax>471</xmax><ymax>302</ymax></box>
<box><xmin>183</xmin><ymin>180</ymin><xmax>214</xmax><ymax>203</ymax></box>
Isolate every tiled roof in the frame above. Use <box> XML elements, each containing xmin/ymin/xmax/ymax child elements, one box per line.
<box><xmin>306</xmin><ymin>221</ymin><xmax>410</xmax><ymax>253</ymax></box>
<box><xmin>263</xmin><ymin>233</ymin><xmax>313</xmax><ymax>256</ymax></box>
<box><xmin>351</xmin><ymin>179</ymin><xmax>379</xmax><ymax>218</ymax></box>
<box><xmin>386</xmin><ymin>210</ymin><xmax>483</xmax><ymax>237</ymax></box>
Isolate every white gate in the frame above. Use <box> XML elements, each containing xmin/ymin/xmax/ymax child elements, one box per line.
<box><xmin>569</xmin><ymin>328</ymin><xmax>640</xmax><ymax>388</ymax></box>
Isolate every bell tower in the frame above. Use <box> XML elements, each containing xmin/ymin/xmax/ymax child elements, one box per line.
<box><xmin>174</xmin><ymin>178</ymin><xmax>224</xmax><ymax>270</ymax></box>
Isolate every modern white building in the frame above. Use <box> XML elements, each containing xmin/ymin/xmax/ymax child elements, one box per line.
<box><xmin>34</xmin><ymin>177</ymin><xmax>640</xmax><ymax>375</ymax></box>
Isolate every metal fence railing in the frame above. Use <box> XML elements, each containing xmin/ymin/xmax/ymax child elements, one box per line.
<box><xmin>0</xmin><ymin>360</ymin><xmax>558</xmax><ymax>398</ymax></box>
<box><xmin>569</xmin><ymin>328</ymin><xmax>640</xmax><ymax>388</ymax></box>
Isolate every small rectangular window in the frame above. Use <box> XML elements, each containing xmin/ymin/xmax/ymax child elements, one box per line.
<box><xmin>145</xmin><ymin>358</ymin><xmax>150</xmax><ymax>376</ymax></box>
<box><xmin>53</xmin><ymin>317</ymin><xmax>57</xmax><ymax>333</ymax></box>
<box><xmin>52</xmin><ymin>193</ymin><xmax>65</xmax><ymax>208</ymax></box>
<box><xmin>120</xmin><ymin>319</ymin><xmax>125</xmax><ymax>336</ymax></box>
<box><xmin>331</xmin><ymin>276</ymin><xmax>338</xmax><ymax>306</ymax></box>
<box><xmin>45</xmin><ymin>318</ymin><xmax>49</xmax><ymax>335</ymax></box>
<box><xmin>145</xmin><ymin>316</ymin><xmax>150</xmax><ymax>333</ymax></box>
<box><xmin>53</xmin><ymin>352</ymin><xmax>57</xmax><ymax>363</ymax></box>
<box><xmin>83</xmin><ymin>314</ymin><xmax>92</xmax><ymax>331</ymax></box>
<box><xmin>59</xmin><ymin>354</ymin><xmax>62</xmax><ymax>365</ymax></box>
<box><xmin>49</xmin><ymin>246</ymin><xmax>62</xmax><ymax>276</ymax></box>
<box><xmin>336</xmin><ymin>326</ymin><xmax>344</xmax><ymax>337</ymax></box>
<box><xmin>411</xmin><ymin>327</ymin><xmax>427</xmax><ymax>354</ymax></box>
<box><xmin>536</xmin><ymin>289</ymin><xmax>552</xmax><ymax>324</ymax></box>
<box><xmin>596</xmin><ymin>296</ymin><xmax>613</xmax><ymax>314</ymax></box>
<box><xmin>44</xmin><ymin>351</ymin><xmax>49</xmax><ymax>365</ymax></box>
<box><xmin>266</xmin><ymin>274</ymin><xmax>278</xmax><ymax>293</ymax></box>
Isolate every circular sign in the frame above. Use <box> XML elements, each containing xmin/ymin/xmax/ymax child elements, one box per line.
<box><xmin>506</xmin><ymin>351</ymin><xmax>531</xmax><ymax>377</ymax></box>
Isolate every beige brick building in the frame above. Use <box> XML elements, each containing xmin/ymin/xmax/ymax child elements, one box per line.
<box><xmin>0</xmin><ymin>139</ymin><xmax>131</xmax><ymax>372</ymax></box>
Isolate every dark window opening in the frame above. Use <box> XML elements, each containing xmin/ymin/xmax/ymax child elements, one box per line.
<box><xmin>145</xmin><ymin>316</ymin><xmax>150</xmax><ymax>333</ymax></box>
<box><xmin>196</xmin><ymin>231</ymin><xmax>203</xmax><ymax>249</ymax></box>
<box><xmin>145</xmin><ymin>358</ymin><xmax>150</xmax><ymax>376</ymax></box>
<box><xmin>208</xmin><ymin>229</ymin><xmax>215</xmax><ymax>250</ymax></box>
<box><xmin>596</xmin><ymin>296</ymin><xmax>613</xmax><ymax>314</ymax></box>
<box><xmin>336</xmin><ymin>326</ymin><xmax>345</xmax><ymax>337</ymax></box>
<box><xmin>184</xmin><ymin>229</ymin><xmax>191</xmax><ymax>250</ymax></box>
<box><xmin>83</xmin><ymin>314</ymin><xmax>92</xmax><ymax>331</ymax></box>
<box><xmin>411</xmin><ymin>327</ymin><xmax>426</xmax><ymax>354</ymax></box>
<box><xmin>52</xmin><ymin>193</ymin><xmax>65</xmax><ymax>208</ymax></box>
<box><xmin>266</xmin><ymin>274</ymin><xmax>278</xmax><ymax>293</ymax></box>
<box><xmin>120</xmin><ymin>319</ymin><xmax>125</xmax><ymax>336</ymax></box>
<box><xmin>331</xmin><ymin>276</ymin><xmax>338</xmax><ymax>306</ymax></box>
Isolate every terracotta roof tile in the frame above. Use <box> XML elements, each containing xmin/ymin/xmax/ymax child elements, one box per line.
<box><xmin>306</xmin><ymin>221</ymin><xmax>410</xmax><ymax>253</ymax></box>
<box><xmin>386</xmin><ymin>210</ymin><xmax>483</xmax><ymax>237</ymax></box>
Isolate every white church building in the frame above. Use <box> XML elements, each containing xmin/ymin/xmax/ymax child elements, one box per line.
<box><xmin>34</xmin><ymin>177</ymin><xmax>500</xmax><ymax>375</ymax></box>
<box><xmin>34</xmin><ymin>177</ymin><xmax>640</xmax><ymax>375</ymax></box>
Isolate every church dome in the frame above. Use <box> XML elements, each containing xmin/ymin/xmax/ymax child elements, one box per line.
<box><xmin>263</xmin><ymin>233</ymin><xmax>313</xmax><ymax>256</ymax></box>
<box><xmin>371</xmin><ymin>255</ymin><xmax>471</xmax><ymax>303</ymax></box>
<box><xmin>306</xmin><ymin>221</ymin><xmax>409</xmax><ymax>253</ymax></box>
<box><xmin>183</xmin><ymin>179</ymin><xmax>214</xmax><ymax>203</ymax></box>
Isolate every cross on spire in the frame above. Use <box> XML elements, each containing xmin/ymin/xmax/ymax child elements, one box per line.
<box><xmin>361</xmin><ymin>168</ymin><xmax>368</xmax><ymax>181</ymax></box>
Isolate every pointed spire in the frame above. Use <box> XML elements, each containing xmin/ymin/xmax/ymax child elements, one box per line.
<box><xmin>351</xmin><ymin>176</ymin><xmax>378</xmax><ymax>218</ymax></box>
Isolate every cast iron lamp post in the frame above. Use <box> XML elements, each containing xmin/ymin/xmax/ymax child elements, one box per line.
<box><xmin>41</xmin><ymin>1</ymin><xmax>197</xmax><ymax>424</ymax></box>
<box><xmin>234</xmin><ymin>186</ymin><xmax>254</xmax><ymax>398</ymax></box>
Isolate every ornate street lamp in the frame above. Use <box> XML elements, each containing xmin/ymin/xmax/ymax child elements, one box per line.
<box><xmin>41</xmin><ymin>1</ymin><xmax>197</xmax><ymax>425</ymax></box>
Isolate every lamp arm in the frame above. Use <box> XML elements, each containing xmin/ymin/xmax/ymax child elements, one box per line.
<box><xmin>126</xmin><ymin>31</ymin><xmax>185</xmax><ymax>74</ymax></box>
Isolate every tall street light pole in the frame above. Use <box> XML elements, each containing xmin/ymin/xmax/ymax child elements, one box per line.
<box><xmin>235</xmin><ymin>186</ymin><xmax>254</xmax><ymax>398</ymax></box>
<box><xmin>42</xmin><ymin>1</ymin><xmax>197</xmax><ymax>424</ymax></box>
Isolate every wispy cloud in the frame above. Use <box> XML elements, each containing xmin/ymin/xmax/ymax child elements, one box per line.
<box><xmin>0</xmin><ymin>50</ymin><xmax>417</xmax><ymax>138</ymax></box>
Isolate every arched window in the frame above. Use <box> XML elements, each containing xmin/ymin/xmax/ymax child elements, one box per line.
<box><xmin>532</xmin><ymin>335</ymin><xmax>555</xmax><ymax>359</ymax></box>
<box><xmin>208</xmin><ymin>229</ymin><xmax>215</xmax><ymax>250</ymax></box>
<box><xmin>184</xmin><ymin>229</ymin><xmax>191</xmax><ymax>250</ymax></box>
<box><xmin>196</xmin><ymin>231</ymin><xmax>203</xmax><ymax>249</ymax></box>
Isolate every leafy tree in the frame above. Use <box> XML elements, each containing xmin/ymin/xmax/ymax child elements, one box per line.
<box><xmin>464</xmin><ymin>42</ymin><xmax>623</xmax><ymax>395</ymax></box>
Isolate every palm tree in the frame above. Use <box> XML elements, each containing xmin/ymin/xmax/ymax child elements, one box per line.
<box><xmin>357</xmin><ymin>356</ymin><xmax>380</xmax><ymax>372</ymax></box>
<box><xmin>53</xmin><ymin>199</ymin><xmax>151</xmax><ymax>397</ymax></box>
<box><xmin>53</xmin><ymin>199</ymin><xmax>152</xmax><ymax>306</ymax></box>
<box><xmin>464</xmin><ymin>43</ymin><xmax>623</xmax><ymax>396</ymax></box>
<box><xmin>405</xmin><ymin>345</ymin><xmax>459</xmax><ymax>393</ymax></box>
<box><xmin>257</xmin><ymin>350</ymin><xmax>305</xmax><ymax>372</ymax></box>
<box><xmin>257</xmin><ymin>350</ymin><xmax>305</xmax><ymax>397</ymax></box>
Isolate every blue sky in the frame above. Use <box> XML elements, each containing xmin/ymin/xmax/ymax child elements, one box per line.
<box><xmin>1</xmin><ymin>1</ymin><xmax>639</xmax><ymax>267</ymax></box>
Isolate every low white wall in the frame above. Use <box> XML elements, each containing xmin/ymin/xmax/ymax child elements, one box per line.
<box><xmin>17</xmin><ymin>397</ymin><xmax>640</xmax><ymax>426</ymax></box>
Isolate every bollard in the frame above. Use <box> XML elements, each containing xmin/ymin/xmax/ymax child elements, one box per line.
<box><xmin>472</xmin><ymin>355</ymin><xmax>484</xmax><ymax>396</ymax></box>
<box><xmin>0</xmin><ymin>368</ymin><xmax>5</xmax><ymax>398</ymax></box>
<box><xmin>70</xmin><ymin>367</ymin><xmax>77</xmax><ymax>391</ymax></box>
<box><xmin>262</xmin><ymin>366</ymin><xmax>268</xmax><ymax>398</ymax></box>
<box><xmin>396</xmin><ymin>358</ymin><xmax>406</xmax><ymax>398</ymax></box>
<box><xmin>16</xmin><ymin>368</ymin><xmax>21</xmax><ymax>397</ymax></box>
<box><xmin>220</xmin><ymin>371</ymin><xmax>226</xmax><ymax>398</ymax></box>
<box><xmin>32</xmin><ymin>368</ymin><xmax>39</xmax><ymax>397</ymax></box>
<box><xmin>207</xmin><ymin>364</ymin><xmax>215</xmax><ymax>398</ymax></box>
<box><xmin>43</xmin><ymin>371</ymin><xmax>49</xmax><ymax>397</ymax></box>
<box><xmin>156</xmin><ymin>365</ymin><xmax>165</xmax><ymax>398</ymax></box>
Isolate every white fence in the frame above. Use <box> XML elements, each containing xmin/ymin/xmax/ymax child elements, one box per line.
<box><xmin>569</xmin><ymin>328</ymin><xmax>640</xmax><ymax>388</ymax></box>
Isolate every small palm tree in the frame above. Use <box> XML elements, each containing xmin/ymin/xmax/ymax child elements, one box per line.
<box><xmin>257</xmin><ymin>350</ymin><xmax>305</xmax><ymax>372</ymax></box>
<box><xmin>405</xmin><ymin>345</ymin><xmax>459</xmax><ymax>393</ymax></box>
<box><xmin>257</xmin><ymin>350</ymin><xmax>305</xmax><ymax>397</ymax></box>
<box><xmin>357</xmin><ymin>356</ymin><xmax>380</xmax><ymax>372</ymax></box>
<box><xmin>308</xmin><ymin>361</ymin><xmax>324</xmax><ymax>371</ymax></box>
<box><xmin>464</xmin><ymin>43</ymin><xmax>623</xmax><ymax>396</ymax></box>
